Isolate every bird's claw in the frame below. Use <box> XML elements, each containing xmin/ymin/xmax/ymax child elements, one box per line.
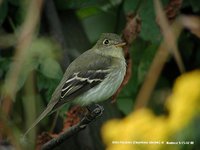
<box><xmin>86</xmin><ymin>104</ymin><xmax>104</xmax><ymax>121</ymax></box>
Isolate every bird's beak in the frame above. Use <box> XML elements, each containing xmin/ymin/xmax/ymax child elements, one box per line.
<box><xmin>115</xmin><ymin>42</ymin><xmax>126</xmax><ymax>47</ymax></box>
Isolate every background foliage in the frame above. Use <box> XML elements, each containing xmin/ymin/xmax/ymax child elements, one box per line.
<box><xmin>0</xmin><ymin>0</ymin><xmax>200</xmax><ymax>150</ymax></box>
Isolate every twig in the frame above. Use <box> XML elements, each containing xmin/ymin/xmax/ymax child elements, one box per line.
<box><xmin>154</xmin><ymin>0</ymin><xmax>185</xmax><ymax>73</ymax></box>
<box><xmin>134</xmin><ymin>19</ymin><xmax>183</xmax><ymax>109</ymax></box>
<box><xmin>2</xmin><ymin>0</ymin><xmax>44</xmax><ymax>116</ymax></box>
<box><xmin>134</xmin><ymin>0</ymin><xmax>184</xmax><ymax>109</ymax></box>
<box><xmin>23</xmin><ymin>73</ymin><xmax>37</xmax><ymax>144</ymax></box>
<box><xmin>41</xmin><ymin>105</ymin><xmax>104</xmax><ymax>150</ymax></box>
<box><xmin>179</xmin><ymin>15</ymin><xmax>200</xmax><ymax>38</ymax></box>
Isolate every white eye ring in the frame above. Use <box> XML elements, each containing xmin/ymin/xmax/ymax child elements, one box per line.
<box><xmin>103</xmin><ymin>39</ymin><xmax>110</xmax><ymax>45</ymax></box>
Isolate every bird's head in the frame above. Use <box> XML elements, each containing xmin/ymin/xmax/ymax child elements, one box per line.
<box><xmin>93</xmin><ymin>33</ymin><xmax>126</xmax><ymax>58</ymax></box>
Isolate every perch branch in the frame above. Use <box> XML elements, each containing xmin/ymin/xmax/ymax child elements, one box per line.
<box><xmin>41</xmin><ymin>105</ymin><xmax>104</xmax><ymax>150</ymax></box>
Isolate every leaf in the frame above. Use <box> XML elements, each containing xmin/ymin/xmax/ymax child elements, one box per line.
<box><xmin>77</xmin><ymin>0</ymin><xmax>123</xmax><ymax>42</ymax></box>
<box><xmin>36</xmin><ymin>71</ymin><xmax>61</xmax><ymax>101</ymax></box>
<box><xmin>55</xmin><ymin>0</ymin><xmax>122</xmax><ymax>10</ymax></box>
<box><xmin>77</xmin><ymin>6</ymin><xmax>101</xmax><ymax>19</ymax></box>
<box><xmin>116</xmin><ymin>42</ymin><xmax>158</xmax><ymax>113</ymax></box>
<box><xmin>0</xmin><ymin>57</ymin><xmax>11</xmax><ymax>73</ymax></box>
<box><xmin>117</xmin><ymin>98</ymin><xmax>133</xmax><ymax>115</ymax></box>
<box><xmin>16</xmin><ymin>58</ymin><xmax>38</xmax><ymax>91</ymax></box>
<box><xmin>27</xmin><ymin>38</ymin><xmax>58</xmax><ymax>61</ymax></box>
<box><xmin>139</xmin><ymin>1</ymin><xmax>162</xmax><ymax>43</ymax></box>
<box><xmin>120</xmin><ymin>39</ymin><xmax>148</xmax><ymax>94</ymax></box>
<box><xmin>123</xmin><ymin>0</ymin><xmax>140</xmax><ymax>13</ymax></box>
<box><xmin>37</xmin><ymin>72</ymin><xmax>49</xmax><ymax>91</ymax></box>
<box><xmin>40</xmin><ymin>58</ymin><xmax>62</xmax><ymax>79</ymax></box>
<box><xmin>55</xmin><ymin>0</ymin><xmax>107</xmax><ymax>10</ymax></box>
<box><xmin>82</xmin><ymin>12</ymin><xmax>117</xmax><ymax>43</ymax></box>
<box><xmin>14</xmin><ymin>38</ymin><xmax>61</xmax><ymax>91</ymax></box>
<box><xmin>45</xmin><ymin>78</ymin><xmax>61</xmax><ymax>101</ymax></box>
<box><xmin>138</xmin><ymin>44</ymin><xmax>159</xmax><ymax>84</ymax></box>
<box><xmin>116</xmin><ymin>39</ymin><xmax>148</xmax><ymax>112</ymax></box>
<box><xmin>124</xmin><ymin>0</ymin><xmax>162</xmax><ymax>43</ymax></box>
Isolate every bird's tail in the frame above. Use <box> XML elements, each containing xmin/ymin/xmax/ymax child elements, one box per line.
<box><xmin>23</xmin><ymin>102</ymin><xmax>55</xmax><ymax>138</ymax></box>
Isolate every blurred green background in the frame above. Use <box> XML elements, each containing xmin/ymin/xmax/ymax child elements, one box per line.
<box><xmin>0</xmin><ymin>0</ymin><xmax>200</xmax><ymax>150</ymax></box>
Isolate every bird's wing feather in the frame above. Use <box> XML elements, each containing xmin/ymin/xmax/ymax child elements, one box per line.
<box><xmin>52</xmin><ymin>69</ymin><xmax>110</xmax><ymax>110</ymax></box>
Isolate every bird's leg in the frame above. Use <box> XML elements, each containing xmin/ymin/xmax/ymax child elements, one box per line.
<box><xmin>86</xmin><ymin>104</ymin><xmax>104</xmax><ymax>121</ymax></box>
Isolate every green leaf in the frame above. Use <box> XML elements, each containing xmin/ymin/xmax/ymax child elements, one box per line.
<box><xmin>117</xmin><ymin>98</ymin><xmax>133</xmax><ymax>115</ymax></box>
<box><xmin>55</xmin><ymin>0</ymin><xmax>106</xmax><ymax>10</ymax></box>
<box><xmin>45</xmin><ymin>78</ymin><xmax>61</xmax><ymax>101</ymax></box>
<box><xmin>139</xmin><ymin>1</ymin><xmax>161</xmax><ymax>43</ymax></box>
<box><xmin>40</xmin><ymin>58</ymin><xmax>62</xmax><ymax>79</ymax></box>
<box><xmin>0</xmin><ymin>57</ymin><xmax>11</xmax><ymax>73</ymax></box>
<box><xmin>55</xmin><ymin>0</ymin><xmax>122</xmax><ymax>10</ymax></box>
<box><xmin>116</xmin><ymin>41</ymin><xmax>159</xmax><ymax>114</ymax></box>
<box><xmin>82</xmin><ymin>13</ymin><xmax>117</xmax><ymax>43</ymax></box>
<box><xmin>137</xmin><ymin>44</ymin><xmax>158</xmax><ymax>84</ymax></box>
<box><xmin>36</xmin><ymin>71</ymin><xmax>60</xmax><ymax>101</ymax></box>
<box><xmin>27</xmin><ymin>38</ymin><xmax>58</xmax><ymax>61</ymax></box>
<box><xmin>116</xmin><ymin>39</ymin><xmax>148</xmax><ymax>113</ymax></box>
<box><xmin>123</xmin><ymin>0</ymin><xmax>140</xmax><ymax>13</ymax></box>
<box><xmin>36</xmin><ymin>72</ymin><xmax>49</xmax><ymax>91</ymax></box>
<box><xmin>119</xmin><ymin>39</ymin><xmax>148</xmax><ymax>96</ymax></box>
<box><xmin>77</xmin><ymin>6</ymin><xmax>101</xmax><ymax>19</ymax></box>
<box><xmin>17</xmin><ymin>58</ymin><xmax>38</xmax><ymax>91</ymax></box>
<box><xmin>14</xmin><ymin>38</ymin><xmax>61</xmax><ymax>91</ymax></box>
<box><xmin>124</xmin><ymin>0</ymin><xmax>161</xmax><ymax>43</ymax></box>
<box><xmin>78</xmin><ymin>0</ymin><xmax>123</xmax><ymax>42</ymax></box>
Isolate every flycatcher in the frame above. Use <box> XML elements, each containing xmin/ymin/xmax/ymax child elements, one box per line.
<box><xmin>24</xmin><ymin>33</ymin><xmax>126</xmax><ymax>136</ymax></box>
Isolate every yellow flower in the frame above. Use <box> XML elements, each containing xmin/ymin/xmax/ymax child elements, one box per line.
<box><xmin>102</xmin><ymin>70</ymin><xmax>200</xmax><ymax>150</ymax></box>
<box><xmin>166</xmin><ymin>70</ymin><xmax>200</xmax><ymax>131</ymax></box>
<box><xmin>102</xmin><ymin>109</ymin><xmax>170</xmax><ymax>150</ymax></box>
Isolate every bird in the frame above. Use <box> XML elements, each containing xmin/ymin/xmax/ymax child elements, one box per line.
<box><xmin>24</xmin><ymin>33</ymin><xmax>126</xmax><ymax>136</ymax></box>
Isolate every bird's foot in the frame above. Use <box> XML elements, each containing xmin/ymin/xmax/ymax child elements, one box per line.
<box><xmin>86</xmin><ymin>104</ymin><xmax>104</xmax><ymax>121</ymax></box>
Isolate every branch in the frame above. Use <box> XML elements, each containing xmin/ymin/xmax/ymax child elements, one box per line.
<box><xmin>134</xmin><ymin>0</ymin><xmax>184</xmax><ymax>109</ymax></box>
<box><xmin>41</xmin><ymin>105</ymin><xmax>104</xmax><ymax>150</ymax></box>
<box><xmin>2</xmin><ymin>0</ymin><xmax>44</xmax><ymax>116</ymax></box>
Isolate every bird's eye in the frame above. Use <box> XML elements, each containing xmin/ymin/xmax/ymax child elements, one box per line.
<box><xmin>103</xmin><ymin>39</ymin><xmax>110</xmax><ymax>45</ymax></box>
